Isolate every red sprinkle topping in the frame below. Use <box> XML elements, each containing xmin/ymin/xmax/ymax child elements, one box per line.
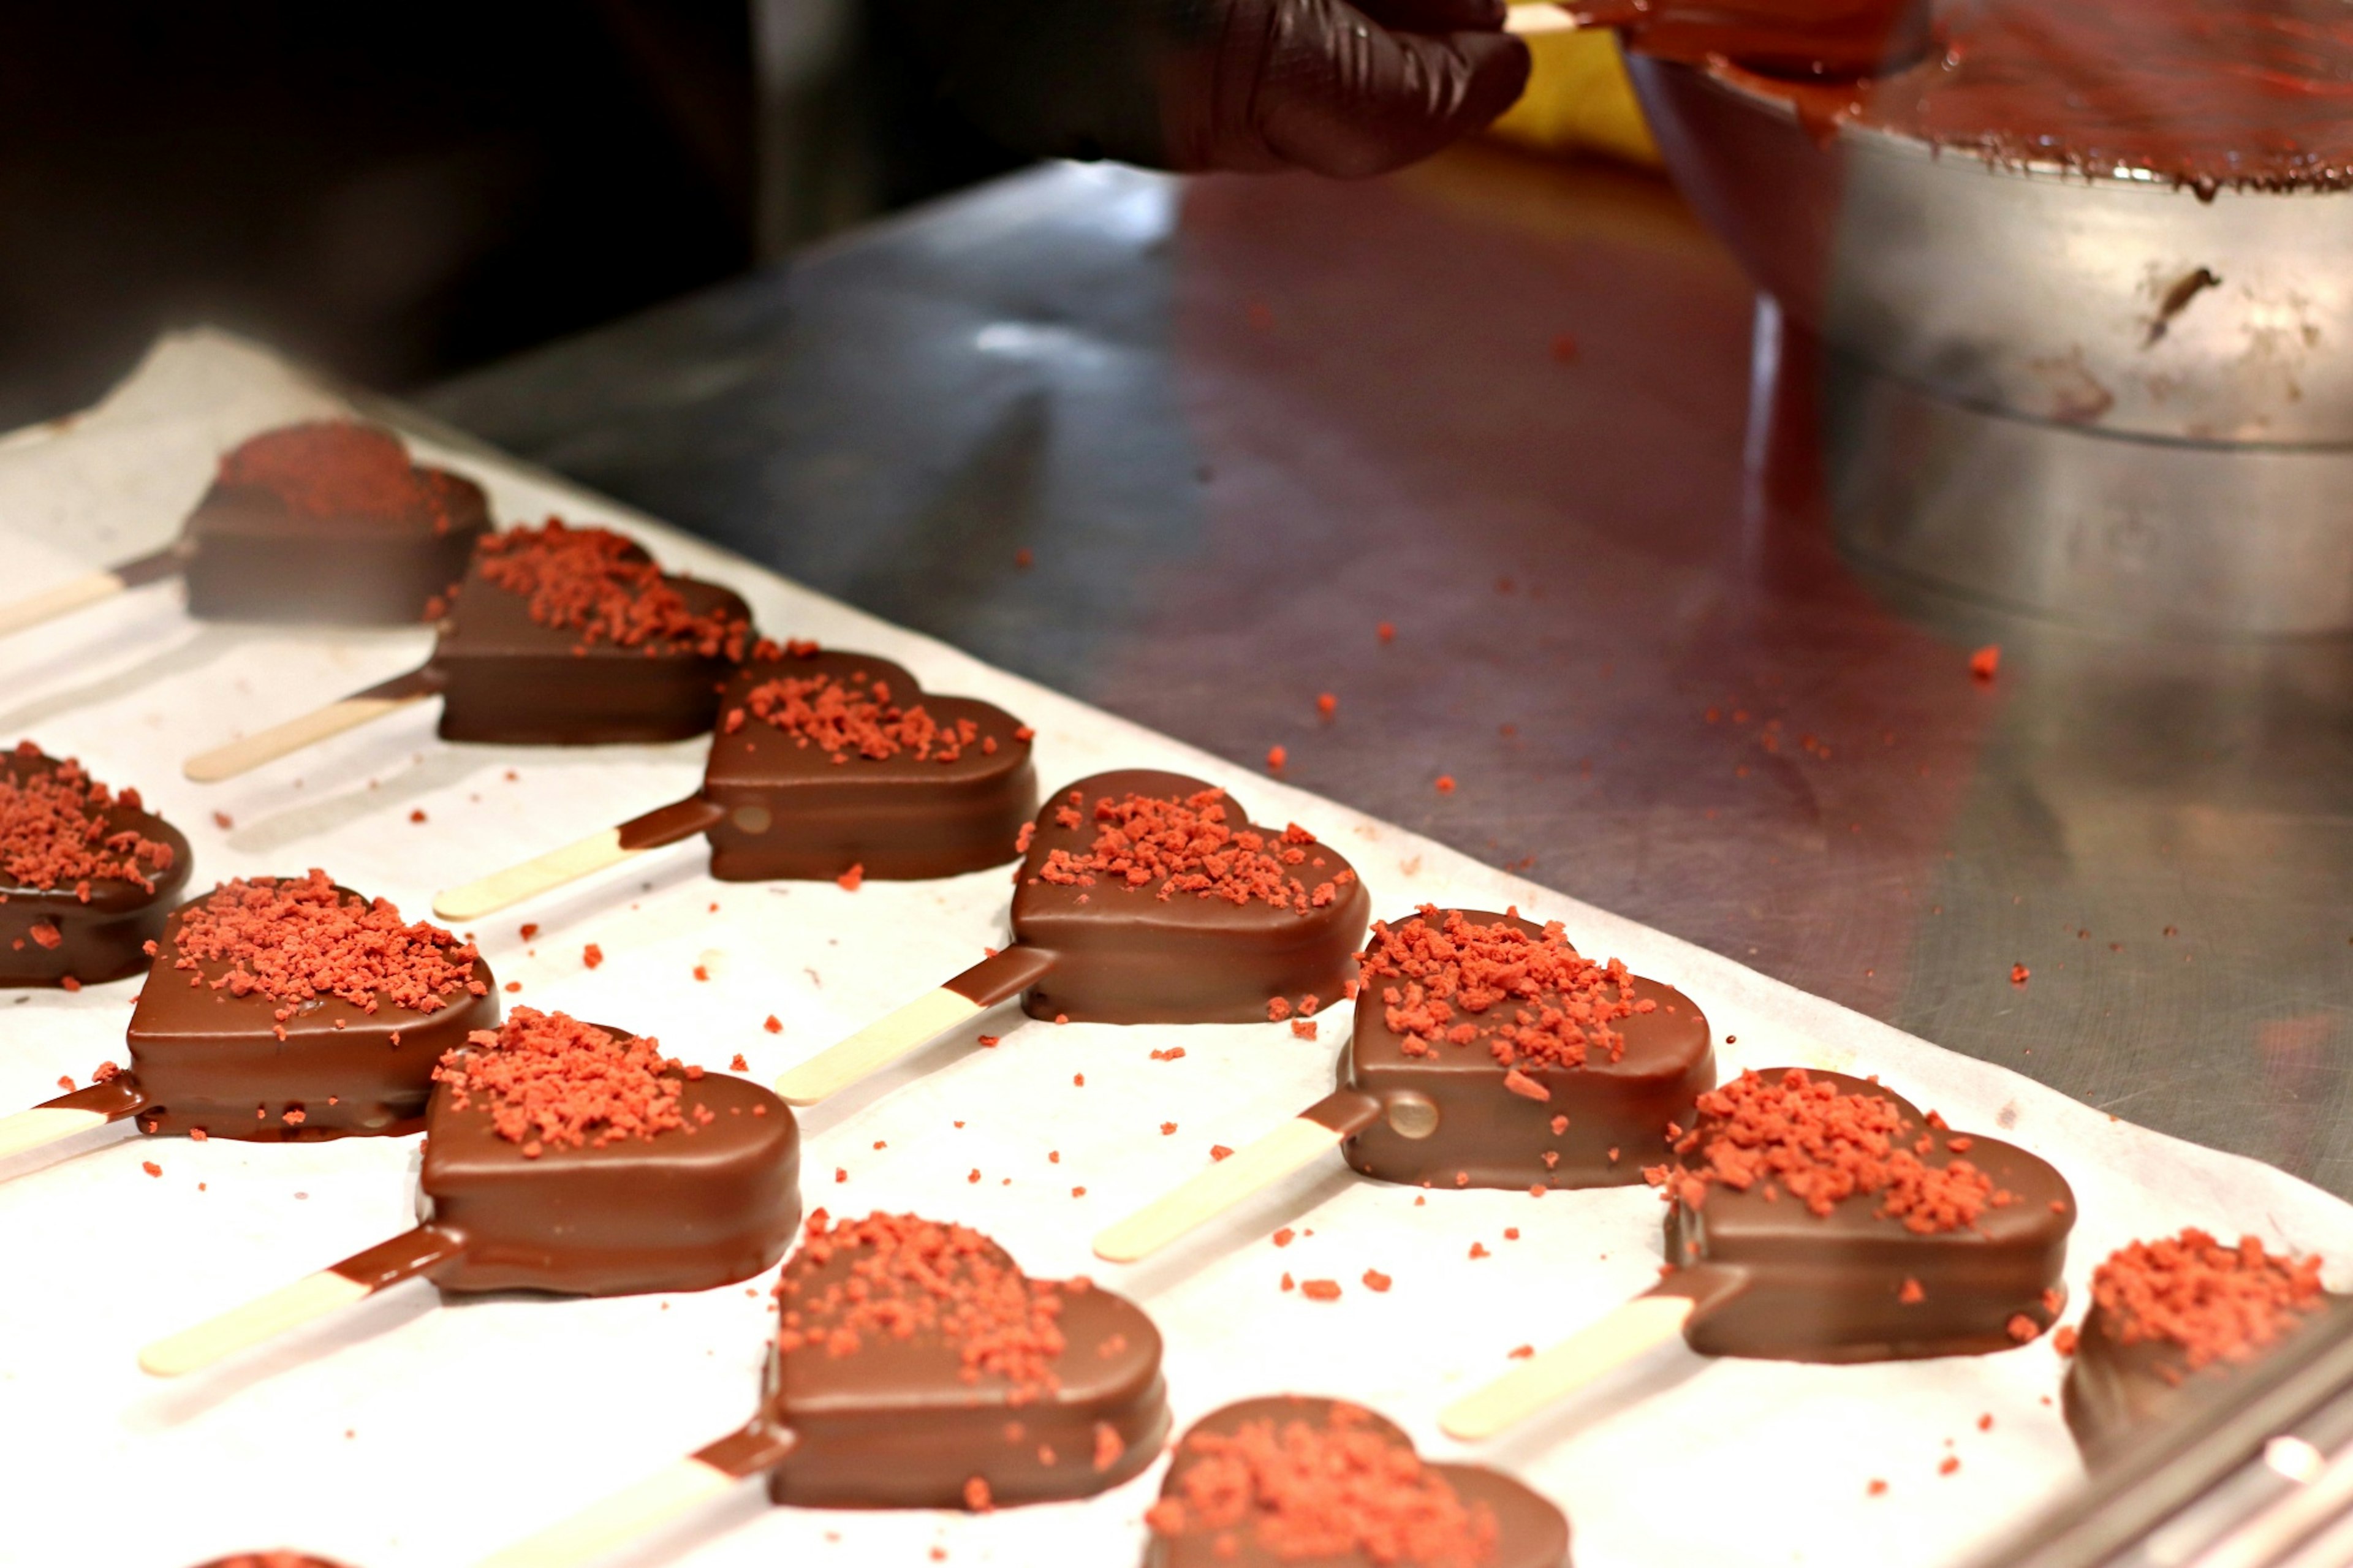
<box><xmin>2091</xmin><ymin>1229</ymin><xmax>2328</xmax><ymax>1370</ymax></box>
<box><xmin>161</xmin><ymin>870</ymin><xmax>481</xmax><ymax>1023</ymax></box>
<box><xmin>1037</xmin><ymin>787</ymin><xmax>1342</xmax><ymax>914</ymax></box>
<box><xmin>1359</xmin><ymin>906</ymin><xmax>1649</xmax><ymax>1078</ymax></box>
<box><xmin>433</xmin><ymin>1007</ymin><xmax>695</xmax><ymax>1157</ymax></box>
<box><xmin>0</xmin><ymin>743</ymin><xmax>175</xmax><ymax>893</ymax></box>
<box><xmin>218</xmin><ymin>422</ymin><xmax>468</xmax><ymax>534</ymax></box>
<box><xmin>1146</xmin><ymin>1401</ymin><xmax>1498</xmax><ymax>1567</ymax></box>
<box><xmin>774</xmin><ymin>1211</ymin><xmax>1074</xmax><ymax>1399</ymax></box>
<box><xmin>474</xmin><ymin>519</ymin><xmax>752</xmax><ymax>658</ymax></box>
<box><xmin>1647</xmin><ymin>1069</ymin><xmax>2001</xmax><ymax>1235</ymax></box>
<box><xmin>728</xmin><ymin>671</ymin><xmax>987</xmax><ymax>763</ymax></box>
<box><xmin>582</xmin><ymin>943</ymin><xmax>604</xmax><ymax>969</ymax></box>
<box><xmin>1301</xmin><ymin>1279</ymin><xmax>1342</xmax><ymax>1301</ymax></box>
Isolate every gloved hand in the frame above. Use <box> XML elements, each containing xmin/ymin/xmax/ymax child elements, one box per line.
<box><xmin>880</xmin><ymin>0</ymin><xmax>1532</xmax><ymax>178</ymax></box>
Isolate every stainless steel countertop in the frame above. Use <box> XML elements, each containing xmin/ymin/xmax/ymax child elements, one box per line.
<box><xmin>424</xmin><ymin>148</ymin><xmax>2353</xmax><ymax>1198</ymax></box>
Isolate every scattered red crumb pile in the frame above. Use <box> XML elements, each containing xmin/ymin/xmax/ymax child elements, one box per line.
<box><xmin>1645</xmin><ymin>1069</ymin><xmax>2005</xmax><ymax>1235</ymax></box>
<box><xmin>774</xmin><ymin>1210</ymin><xmax>1072</xmax><ymax>1399</ymax></box>
<box><xmin>0</xmin><ymin>743</ymin><xmax>175</xmax><ymax>895</ymax></box>
<box><xmin>474</xmin><ymin>519</ymin><xmax>752</xmax><ymax>658</ymax></box>
<box><xmin>1145</xmin><ymin>1402</ymin><xmax>1498</xmax><ymax>1568</ymax></box>
<box><xmin>1358</xmin><ymin>906</ymin><xmax>1649</xmax><ymax>1080</ymax></box>
<box><xmin>725</xmin><ymin>669</ymin><xmax>994</xmax><ymax>763</ymax></box>
<box><xmin>217</xmin><ymin>422</ymin><xmax>467</xmax><ymax>535</ymax></box>
<box><xmin>1034</xmin><ymin>787</ymin><xmax>1352</xmax><ymax>913</ymax></box>
<box><xmin>2091</xmin><ymin>1229</ymin><xmax>2328</xmax><ymax>1373</ymax></box>
<box><xmin>432</xmin><ymin>1006</ymin><xmax>700</xmax><ymax>1158</ymax></box>
<box><xmin>157</xmin><ymin>869</ymin><xmax>482</xmax><ymax>1024</ymax></box>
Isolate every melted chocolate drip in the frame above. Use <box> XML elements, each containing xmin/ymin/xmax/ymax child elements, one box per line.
<box><xmin>2063</xmin><ymin>1291</ymin><xmax>2353</xmax><ymax>1464</ymax></box>
<box><xmin>1147</xmin><ymin>1396</ymin><xmax>1571</xmax><ymax>1568</ymax></box>
<box><xmin>420</xmin><ymin>1051</ymin><xmax>801</xmax><ymax>1297</ymax></box>
<box><xmin>759</xmin><ymin>1236</ymin><xmax>1168</xmax><ymax>1509</ymax></box>
<box><xmin>1662</xmin><ymin>1069</ymin><xmax>2075</xmax><ymax>1362</ymax></box>
<box><xmin>0</xmin><ymin>748</ymin><xmax>191</xmax><ymax>987</ymax></box>
<box><xmin>428</xmin><ymin>544</ymin><xmax>751</xmax><ymax>744</ymax></box>
<box><xmin>1008</xmin><ymin>770</ymin><xmax>1371</xmax><ymax>1025</ymax></box>
<box><xmin>181</xmin><ymin>465</ymin><xmax>490</xmax><ymax>626</ymax></box>
<box><xmin>682</xmin><ymin>651</ymin><xmax>1037</xmax><ymax>881</ymax></box>
<box><xmin>121</xmin><ymin>881</ymin><xmax>498</xmax><ymax>1141</ymax></box>
<box><xmin>1339</xmin><ymin>909</ymin><xmax>1715</xmax><ymax>1192</ymax></box>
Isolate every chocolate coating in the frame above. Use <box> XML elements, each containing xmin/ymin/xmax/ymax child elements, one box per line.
<box><xmin>1009</xmin><ymin>770</ymin><xmax>1371</xmax><ymax>1024</ymax></box>
<box><xmin>1340</xmin><ymin>909</ymin><xmax>1714</xmax><ymax>1191</ymax></box>
<box><xmin>688</xmin><ymin>651</ymin><xmax>1036</xmax><ymax>881</ymax></box>
<box><xmin>2063</xmin><ymin>1293</ymin><xmax>2353</xmax><ymax>1466</ymax></box>
<box><xmin>760</xmin><ymin>1240</ymin><xmax>1168</xmax><ymax>1509</ymax></box>
<box><xmin>1664</xmin><ymin>1069</ymin><xmax>2075</xmax><ymax>1362</ymax></box>
<box><xmin>1146</xmin><ymin>1397</ymin><xmax>1570</xmax><ymax>1568</ymax></box>
<box><xmin>0</xmin><ymin>749</ymin><xmax>191</xmax><ymax>987</ymax></box>
<box><xmin>420</xmin><ymin>1051</ymin><xmax>800</xmax><ymax>1297</ymax></box>
<box><xmin>430</xmin><ymin>545</ymin><xmax>751</xmax><ymax>744</ymax></box>
<box><xmin>181</xmin><ymin>468</ymin><xmax>488</xmax><ymax>626</ymax></box>
<box><xmin>124</xmin><ymin>883</ymin><xmax>498</xmax><ymax>1140</ymax></box>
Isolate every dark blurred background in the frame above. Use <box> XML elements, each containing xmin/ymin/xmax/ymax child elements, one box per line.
<box><xmin>0</xmin><ymin>1</ymin><xmax>1012</xmax><ymax>429</ymax></box>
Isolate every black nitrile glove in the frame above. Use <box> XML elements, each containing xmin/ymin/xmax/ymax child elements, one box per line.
<box><xmin>880</xmin><ymin>0</ymin><xmax>1532</xmax><ymax>178</ymax></box>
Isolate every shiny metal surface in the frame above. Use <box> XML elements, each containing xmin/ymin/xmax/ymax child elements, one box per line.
<box><xmin>1630</xmin><ymin>59</ymin><xmax>2353</xmax><ymax>445</ymax></box>
<box><xmin>424</xmin><ymin>151</ymin><xmax>2353</xmax><ymax>1198</ymax></box>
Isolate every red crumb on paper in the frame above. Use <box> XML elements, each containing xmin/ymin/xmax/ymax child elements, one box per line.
<box><xmin>2007</xmin><ymin>1315</ymin><xmax>2042</xmax><ymax>1343</ymax></box>
<box><xmin>1377</xmin><ymin>621</ymin><xmax>1395</xmax><ymax>643</ymax></box>
<box><xmin>1143</xmin><ymin>1399</ymin><xmax>1498</xmax><ymax>1566</ymax></box>
<box><xmin>2011</xmin><ymin>963</ymin><xmax>2031</xmax><ymax>986</ymax></box>
<box><xmin>772</xmin><ymin>1211</ymin><xmax>1075</xmax><ymax>1396</ymax></box>
<box><xmin>835</xmin><ymin>863</ymin><xmax>865</xmax><ymax>892</ymax></box>
<box><xmin>161</xmin><ymin>870</ymin><xmax>480</xmax><ymax>1021</ymax></box>
<box><xmin>1359</xmin><ymin>907</ymin><xmax>1646</xmax><ymax>1084</ymax></box>
<box><xmin>1509</xmin><ymin>1344</ymin><xmax>1534</xmax><ymax>1359</ymax></box>
<box><xmin>2054</xmin><ymin>1326</ymin><xmax>2080</xmax><ymax>1356</ymax></box>
<box><xmin>1291</xmin><ymin>1019</ymin><xmax>1318</xmax><ymax>1040</ymax></box>
<box><xmin>1649</xmin><ymin>1068</ymin><xmax>2003</xmax><ymax>1235</ymax></box>
<box><xmin>1266</xmin><ymin>746</ymin><xmax>1287</xmax><ymax>773</ymax></box>
<box><xmin>1362</xmin><ymin>1269</ymin><xmax>1392</xmax><ymax>1293</ymax></box>
<box><xmin>979</xmin><ymin>1034</ymin><xmax>1000</xmax><ymax>1048</ymax></box>
<box><xmin>1272</xmin><ymin>1229</ymin><xmax>1295</xmax><ymax>1248</ymax></box>
<box><xmin>1268</xmin><ymin>996</ymin><xmax>1292</xmax><ymax>1021</ymax></box>
<box><xmin>1971</xmin><ymin>645</ymin><xmax>2001</xmax><ymax>683</ymax></box>
<box><xmin>763</xmin><ymin>1015</ymin><xmax>783</xmax><ymax>1034</ymax></box>
<box><xmin>211</xmin><ymin>810</ymin><xmax>233</xmax><ymax>831</ymax></box>
<box><xmin>502</xmin><ymin>980</ymin><xmax>521</xmax><ymax>993</ymax></box>
<box><xmin>1281</xmin><ymin>1273</ymin><xmax>1295</xmax><ymax>1291</ymax></box>
<box><xmin>1468</xmin><ymin>1242</ymin><xmax>1490</xmax><ymax>1260</ymax></box>
<box><xmin>1210</xmin><ymin>1145</ymin><xmax>1233</xmax><ymax>1161</ymax></box>
<box><xmin>433</xmin><ymin>1006</ymin><xmax>695</xmax><ymax>1156</ymax></box>
<box><xmin>0</xmin><ymin>744</ymin><xmax>176</xmax><ymax>893</ymax></box>
<box><xmin>53</xmin><ymin>1075</ymin><xmax>69</xmax><ymax>1091</ymax></box>
<box><xmin>582</xmin><ymin>943</ymin><xmax>604</xmax><ymax>969</ymax></box>
<box><xmin>1039</xmin><ymin>786</ymin><xmax>1344</xmax><ymax>914</ymax></box>
<box><xmin>141</xmin><ymin>1160</ymin><xmax>161</xmax><ymax>1177</ymax></box>
<box><xmin>2091</xmin><ymin>1229</ymin><xmax>2327</xmax><ymax>1369</ymax></box>
<box><xmin>475</xmin><ymin>519</ymin><xmax>752</xmax><ymax>659</ymax></box>
<box><xmin>1868</xmin><ymin>1479</ymin><xmax>1889</xmax><ymax>1497</ymax></box>
<box><xmin>1434</xmin><ymin>775</ymin><xmax>1456</xmax><ymax>795</ymax></box>
<box><xmin>1160</xmin><ymin>1122</ymin><xmax>1177</xmax><ymax>1136</ymax></box>
<box><xmin>1316</xmin><ymin>693</ymin><xmax>1337</xmax><ymax>718</ymax></box>
<box><xmin>1014</xmin><ymin>548</ymin><xmax>1034</xmax><ymax>569</ymax></box>
<box><xmin>1939</xmin><ymin>1456</ymin><xmax>1960</xmax><ymax>1477</ymax></box>
<box><xmin>1977</xmin><ymin>1414</ymin><xmax>1994</xmax><ymax>1431</ymax></box>
<box><xmin>730</xmin><ymin>1054</ymin><xmax>748</xmax><ymax>1072</ymax></box>
<box><xmin>407</xmin><ymin>808</ymin><xmax>427</xmax><ymax>824</ymax></box>
<box><xmin>1150</xmin><ymin>1047</ymin><xmax>1188</xmax><ymax>1062</ymax></box>
<box><xmin>1300</xmin><ymin>1279</ymin><xmax>1342</xmax><ymax>1301</ymax></box>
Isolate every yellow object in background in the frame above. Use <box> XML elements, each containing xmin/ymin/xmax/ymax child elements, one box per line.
<box><xmin>1487</xmin><ymin>27</ymin><xmax>1662</xmax><ymax>168</ymax></box>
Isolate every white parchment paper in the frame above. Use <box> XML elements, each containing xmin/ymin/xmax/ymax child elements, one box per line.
<box><xmin>1</xmin><ymin>331</ymin><xmax>2346</xmax><ymax>1568</ymax></box>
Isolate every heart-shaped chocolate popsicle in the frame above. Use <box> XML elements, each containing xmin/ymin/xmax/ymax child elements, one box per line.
<box><xmin>1441</xmin><ymin>1067</ymin><xmax>2076</xmax><ymax>1439</ymax></box>
<box><xmin>0</xmin><ymin>422</ymin><xmax>491</xmax><ymax>645</ymax></box>
<box><xmin>182</xmin><ymin>519</ymin><xmax>756</xmax><ymax>781</ymax></box>
<box><xmin>471</xmin><ymin>1210</ymin><xmax>1168</xmax><ymax>1568</ymax></box>
<box><xmin>773</xmin><ymin>769</ymin><xmax>1371</xmax><ymax>1105</ymax></box>
<box><xmin>0</xmin><ymin>741</ymin><xmax>191</xmax><ymax>988</ymax></box>
<box><xmin>1094</xmin><ymin>907</ymin><xmax>1713</xmax><ymax>1263</ymax></box>
<box><xmin>0</xmin><ymin>871</ymin><xmax>494</xmax><ymax>1173</ymax></box>
<box><xmin>430</xmin><ymin>645</ymin><xmax>1037</xmax><ymax>921</ymax></box>
<box><xmin>139</xmin><ymin>1007</ymin><xmax>801</xmax><ymax>1377</ymax></box>
<box><xmin>2063</xmin><ymin>1229</ymin><xmax>2345</xmax><ymax>1466</ymax></box>
<box><xmin>1146</xmin><ymin>1396</ymin><xmax>1570</xmax><ymax>1568</ymax></box>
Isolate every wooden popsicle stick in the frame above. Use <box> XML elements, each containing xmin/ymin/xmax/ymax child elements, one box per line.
<box><xmin>432</xmin><ymin>797</ymin><xmax>724</xmax><ymax>922</ymax></box>
<box><xmin>1093</xmin><ymin>1089</ymin><xmax>1384</xmax><ymax>1263</ymax></box>
<box><xmin>0</xmin><ymin>1105</ymin><xmax>115</xmax><ymax>1164</ymax></box>
<box><xmin>138</xmin><ymin>1224</ymin><xmax>465</xmax><ymax>1377</ymax></box>
<box><xmin>474</xmin><ymin>1422</ymin><xmax>796</xmax><ymax>1568</ymax></box>
<box><xmin>773</xmin><ymin>945</ymin><xmax>1058</xmax><ymax>1107</ymax></box>
<box><xmin>0</xmin><ymin>543</ymin><xmax>187</xmax><ymax>642</ymax></box>
<box><xmin>1439</xmin><ymin>1294</ymin><xmax>1699</xmax><ymax>1441</ymax></box>
<box><xmin>184</xmin><ymin>692</ymin><xmax>425</xmax><ymax>782</ymax></box>
<box><xmin>1506</xmin><ymin>3</ymin><xmax>1581</xmax><ymax>34</ymax></box>
<box><xmin>773</xmin><ymin>987</ymin><xmax>982</xmax><ymax>1106</ymax></box>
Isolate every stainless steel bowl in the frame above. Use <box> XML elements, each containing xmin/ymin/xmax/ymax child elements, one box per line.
<box><xmin>1628</xmin><ymin>58</ymin><xmax>2353</xmax><ymax>632</ymax></box>
<box><xmin>1628</xmin><ymin>58</ymin><xmax>2353</xmax><ymax>445</ymax></box>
